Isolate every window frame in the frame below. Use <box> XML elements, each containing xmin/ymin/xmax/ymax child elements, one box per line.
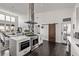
<box><xmin>0</xmin><ymin>11</ymin><xmax>18</xmax><ymax>34</ymax></box>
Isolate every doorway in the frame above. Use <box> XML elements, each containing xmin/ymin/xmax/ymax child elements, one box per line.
<box><xmin>61</xmin><ymin>23</ymin><xmax>71</xmax><ymax>44</ymax></box>
<box><xmin>49</xmin><ymin>24</ymin><xmax>56</xmax><ymax>43</ymax></box>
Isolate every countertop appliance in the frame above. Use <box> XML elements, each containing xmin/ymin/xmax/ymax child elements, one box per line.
<box><xmin>9</xmin><ymin>35</ymin><xmax>31</xmax><ymax>56</ymax></box>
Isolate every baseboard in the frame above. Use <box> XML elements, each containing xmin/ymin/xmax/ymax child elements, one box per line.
<box><xmin>54</xmin><ymin>41</ymin><xmax>67</xmax><ymax>45</ymax></box>
<box><xmin>61</xmin><ymin>43</ymin><xmax>67</xmax><ymax>45</ymax></box>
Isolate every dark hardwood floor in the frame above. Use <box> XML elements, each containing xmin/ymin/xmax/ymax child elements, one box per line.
<box><xmin>25</xmin><ymin>40</ymin><xmax>69</xmax><ymax>56</ymax></box>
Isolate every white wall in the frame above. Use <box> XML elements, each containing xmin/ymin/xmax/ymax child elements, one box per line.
<box><xmin>71</xmin><ymin>3</ymin><xmax>79</xmax><ymax>56</ymax></box>
<box><xmin>75</xmin><ymin>4</ymin><xmax>79</xmax><ymax>31</ymax></box>
<box><xmin>40</xmin><ymin>25</ymin><xmax>48</xmax><ymax>41</ymax></box>
<box><xmin>18</xmin><ymin>15</ymin><xmax>29</xmax><ymax>29</ymax></box>
<box><xmin>35</xmin><ymin>7</ymin><xmax>74</xmax><ymax>43</ymax></box>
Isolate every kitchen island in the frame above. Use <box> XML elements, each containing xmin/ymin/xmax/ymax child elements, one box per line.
<box><xmin>9</xmin><ymin>34</ymin><xmax>40</xmax><ymax>56</ymax></box>
<box><xmin>9</xmin><ymin>35</ymin><xmax>31</xmax><ymax>56</ymax></box>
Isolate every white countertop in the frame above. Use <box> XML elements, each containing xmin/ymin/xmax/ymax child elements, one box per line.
<box><xmin>71</xmin><ymin>38</ymin><xmax>79</xmax><ymax>56</ymax></box>
<box><xmin>9</xmin><ymin>34</ymin><xmax>38</xmax><ymax>41</ymax></box>
<box><xmin>10</xmin><ymin>35</ymin><xmax>30</xmax><ymax>41</ymax></box>
<box><xmin>73</xmin><ymin>38</ymin><xmax>79</xmax><ymax>44</ymax></box>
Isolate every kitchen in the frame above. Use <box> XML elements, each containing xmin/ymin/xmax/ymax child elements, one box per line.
<box><xmin>0</xmin><ymin>3</ymin><xmax>43</xmax><ymax>56</ymax></box>
<box><xmin>0</xmin><ymin>3</ymin><xmax>79</xmax><ymax>56</ymax></box>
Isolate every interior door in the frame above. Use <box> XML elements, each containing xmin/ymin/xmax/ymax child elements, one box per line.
<box><xmin>49</xmin><ymin>24</ymin><xmax>56</xmax><ymax>43</ymax></box>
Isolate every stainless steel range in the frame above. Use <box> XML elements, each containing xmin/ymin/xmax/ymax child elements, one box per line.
<box><xmin>31</xmin><ymin>35</ymin><xmax>39</xmax><ymax>51</ymax></box>
<box><xmin>24</xmin><ymin>3</ymin><xmax>39</xmax><ymax>51</ymax></box>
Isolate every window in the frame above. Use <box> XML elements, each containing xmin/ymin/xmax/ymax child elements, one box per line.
<box><xmin>0</xmin><ymin>14</ymin><xmax>5</xmax><ymax>20</ymax></box>
<box><xmin>0</xmin><ymin>12</ymin><xmax>17</xmax><ymax>33</ymax></box>
<box><xmin>11</xmin><ymin>24</ymin><xmax>15</xmax><ymax>32</ymax></box>
<box><xmin>0</xmin><ymin>24</ymin><xmax>5</xmax><ymax>32</ymax></box>
<box><xmin>11</xmin><ymin>17</ymin><xmax>15</xmax><ymax>22</ymax></box>
<box><xmin>6</xmin><ymin>24</ymin><xmax>10</xmax><ymax>32</ymax></box>
<box><xmin>6</xmin><ymin>16</ymin><xmax>10</xmax><ymax>21</ymax></box>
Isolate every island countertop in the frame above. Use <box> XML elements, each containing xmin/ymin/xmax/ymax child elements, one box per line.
<box><xmin>9</xmin><ymin>34</ymin><xmax>38</xmax><ymax>41</ymax></box>
<box><xmin>10</xmin><ymin>35</ymin><xmax>30</xmax><ymax>41</ymax></box>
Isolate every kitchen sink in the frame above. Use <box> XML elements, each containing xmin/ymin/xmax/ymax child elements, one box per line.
<box><xmin>24</xmin><ymin>31</ymin><xmax>37</xmax><ymax>36</ymax></box>
<box><xmin>25</xmin><ymin>34</ymin><xmax>37</xmax><ymax>36</ymax></box>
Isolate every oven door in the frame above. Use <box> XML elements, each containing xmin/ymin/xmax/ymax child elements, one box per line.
<box><xmin>19</xmin><ymin>40</ymin><xmax>30</xmax><ymax>51</ymax></box>
<box><xmin>33</xmin><ymin>38</ymin><xmax>38</xmax><ymax>46</ymax></box>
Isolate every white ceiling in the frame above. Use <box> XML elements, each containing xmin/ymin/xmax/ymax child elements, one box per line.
<box><xmin>34</xmin><ymin>3</ymin><xmax>75</xmax><ymax>13</ymax></box>
<box><xmin>0</xmin><ymin>3</ymin><xmax>29</xmax><ymax>15</ymax></box>
<box><xmin>0</xmin><ymin>3</ymin><xmax>75</xmax><ymax>15</ymax></box>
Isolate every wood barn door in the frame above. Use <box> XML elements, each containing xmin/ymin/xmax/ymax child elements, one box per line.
<box><xmin>49</xmin><ymin>24</ymin><xmax>56</xmax><ymax>43</ymax></box>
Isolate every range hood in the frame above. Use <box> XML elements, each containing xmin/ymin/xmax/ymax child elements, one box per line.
<box><xmin>25</xmin><ymin>3</ymin><xmax>37</xmax><ymax>24</ymax></box>
<box><xmin>25</xmin><ymin>21</ymin><xmax>37</xmax><ymax>24</ymax></box>
<box><xmin>25</xmin><ymin>3</ymin><xmax>37</xmax><ymax>33</ymax></box>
